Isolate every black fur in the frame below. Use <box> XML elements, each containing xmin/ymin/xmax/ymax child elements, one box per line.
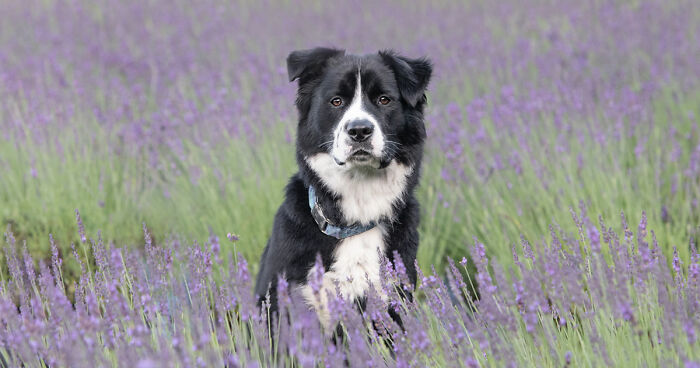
<box><xmin>255</xmin><ymin>47</ymin><xmax>432</xmax><ymax>314</ymax></box>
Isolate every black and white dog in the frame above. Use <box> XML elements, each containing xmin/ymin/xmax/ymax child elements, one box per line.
<box><xmin>255</xmin><ymin>47</ymin><xmax>431</xmax><ymax>326</ymax></box>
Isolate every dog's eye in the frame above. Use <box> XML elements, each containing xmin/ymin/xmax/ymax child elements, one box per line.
<box><xmin>378</xmin><ymin>96</ymin><xmax>391</xmax><ymax>105</ymax></box>
<box><xmin>330</xmin><ymin>97</ymin><xmax>343</xmax><ymax>107</ymax></box>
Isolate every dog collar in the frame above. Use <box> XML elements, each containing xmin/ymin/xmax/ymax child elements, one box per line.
<box><xmin>308</xmin><ymin>185</ymin><xmax>377</xmax><ymax>239</ymax></box>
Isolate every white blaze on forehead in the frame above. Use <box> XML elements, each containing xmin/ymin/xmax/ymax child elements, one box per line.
<box><xmin>338</xmin><ymin>71</ymin><xmax>378</xmax><ymax>127</ymax></box>
<box><xmin>331</xmin><ymin>70</ymin><xmax>385</xmax><ymax>161</ymax></box>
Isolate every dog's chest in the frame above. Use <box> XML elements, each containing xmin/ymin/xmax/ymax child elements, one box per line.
<box><xmin>327</xmin><ymin>226</ymin><xmax>386</xmax><ymax>299</ymax></box>
<box><xmin>336</xmin><ymin>169</ymin><xmax>406</xmax><ymax>224</ymax></box>
<box><xmin>301</xmin><ymin>154</ymin><xmax>414</xmax><ymax>326</ymax></box>
<box><xmin>299</xmin><ymin>226</ymin><xmax>387</xmax><ymax>326</ymax></box>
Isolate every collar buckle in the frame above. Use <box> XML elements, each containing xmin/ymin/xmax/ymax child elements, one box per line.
<box><xmin>311</xmin><ymin>203</ymin><xmax>329</xmax><ymax>232</ymax></box>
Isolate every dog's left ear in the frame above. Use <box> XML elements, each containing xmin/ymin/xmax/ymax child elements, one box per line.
<box><xmin>379</xmin><ymin>50</ymin><xmax>433</xmax><ymax>107</ymax></box>
<box><xmin>287</xmin><ymin>47</ymin><xmax>345</xmax><ymax>83</ymax></box>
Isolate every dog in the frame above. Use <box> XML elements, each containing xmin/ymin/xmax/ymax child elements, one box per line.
<box><xmin>255</xmin><ymin>47</ymin><xmax>432</xmax><ymax>327</ymax></box>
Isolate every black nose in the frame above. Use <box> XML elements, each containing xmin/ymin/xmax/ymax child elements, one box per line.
<box><xmin>346</xmin><ymin>120</ymin><xmax>374</xmax><ymax>142</ymax></box>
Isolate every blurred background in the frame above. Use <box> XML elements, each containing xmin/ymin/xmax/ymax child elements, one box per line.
<box><xmin>1</xmin><ymin>0</ymin><xmax>698</xmax><ymax>285</ymax></box>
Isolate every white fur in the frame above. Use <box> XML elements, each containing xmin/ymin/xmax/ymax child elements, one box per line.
<box><xmin>302</xmin><ymin>150</ymin><xmax>413</xmax><ymax>328</ymax></box>
<box><xmin>332</xmin><ymin>71</ymin><xmax>385</xmax><ymax>162</ymax></box>
<box><xmin>299</xmin><ymin>225</ymin><xmax>387</xmax><ymax>328</ymax></box>
<box><xmin>306</xmin><ymin>153</ymin><xmax>412</xmax><ymax>225</ymax></box>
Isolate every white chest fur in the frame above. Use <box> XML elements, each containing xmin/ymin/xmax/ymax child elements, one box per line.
<box><xmin>301</xmin><ymin>154</ymin><xmax>413</xmax><ymax>328</ymax></box>
<box><xmin>328</xmin><ymin>225</ymin><xmax>386</xmax><ymax>300</ymax></box>
<box><xmin>299</xmin><ymin>226</ymin><xmax>387</xmax><ymax>328</ymax></box>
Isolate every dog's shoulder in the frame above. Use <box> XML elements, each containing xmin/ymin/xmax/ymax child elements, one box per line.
<box><xmin>264</xmin><ymin>173</ymin><xmax>337</xmax><ymax>277</ymax></box>
<box><xmin>279</xmin><ymin>173</ymin><xmax>308</xmax><ymax>220</ymax></box>
<box><xmin>269</xmin><ymin>173</ymin><xmax>316</xmax><ymax>249</ymax></box>
<box><xmin>255</xmin><ymin>174</ymin><xmax>316</xmax><ymax>298</ymax></box>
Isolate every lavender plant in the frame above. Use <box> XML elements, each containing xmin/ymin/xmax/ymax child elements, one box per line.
<box><xmin>1</xmin><ymin>210</ymin><xmax>698</xmax><ymax>367</ymax></box>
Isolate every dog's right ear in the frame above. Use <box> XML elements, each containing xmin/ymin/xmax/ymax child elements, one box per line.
<box><xmin>378</xmin><ymin>50</ymin><xmax>432</xmax><ymax>107</ymax></box>
<box><xmin>287</xmin><ymin>47</ymin><xmax>345</xmax><ymax>82</ymax></box>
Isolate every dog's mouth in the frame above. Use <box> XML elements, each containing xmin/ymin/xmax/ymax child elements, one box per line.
<box><xmin>350</xmin><ymin>149</ymin><xmax>372</xmax><ymax>160</ymax></box>
<box><xmin>332</xmin><ymin>148</ymin><xmax>375</xmax><ymax>166</ymax></box>
<box><xmin>333</xmin><ymin>148</ymin><xmax>391</xmax><ymax>169</ymax></box>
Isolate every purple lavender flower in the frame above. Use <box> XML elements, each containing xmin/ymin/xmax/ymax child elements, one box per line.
<box><xmin>75</xmin><ymin>209</ymin><xmax>87</xmax><ymax>243</ymax></box>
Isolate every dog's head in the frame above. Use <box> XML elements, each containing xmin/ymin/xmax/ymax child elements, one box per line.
<box><xmin>288</xmin><ymin>47</ymin><xmax>432</xmax><ymax>170</ymax></box>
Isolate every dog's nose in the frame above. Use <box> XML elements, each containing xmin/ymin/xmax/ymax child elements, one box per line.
<box><xmin>346</xmin><ymin>120</ymin><xmax>374</xmax><ymax>142</ymax></box>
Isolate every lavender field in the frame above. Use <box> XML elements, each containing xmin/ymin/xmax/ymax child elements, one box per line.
<box><xmin>1</xmin><ymin>0</ymin><xmax>699</xmax><ymax>366</ymax></box>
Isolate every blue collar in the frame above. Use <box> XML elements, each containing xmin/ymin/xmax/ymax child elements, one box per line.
<box><xmin>308</xmin><ymin>185</ymin><xmax>377</xmax><ymax>239</ymax></box>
